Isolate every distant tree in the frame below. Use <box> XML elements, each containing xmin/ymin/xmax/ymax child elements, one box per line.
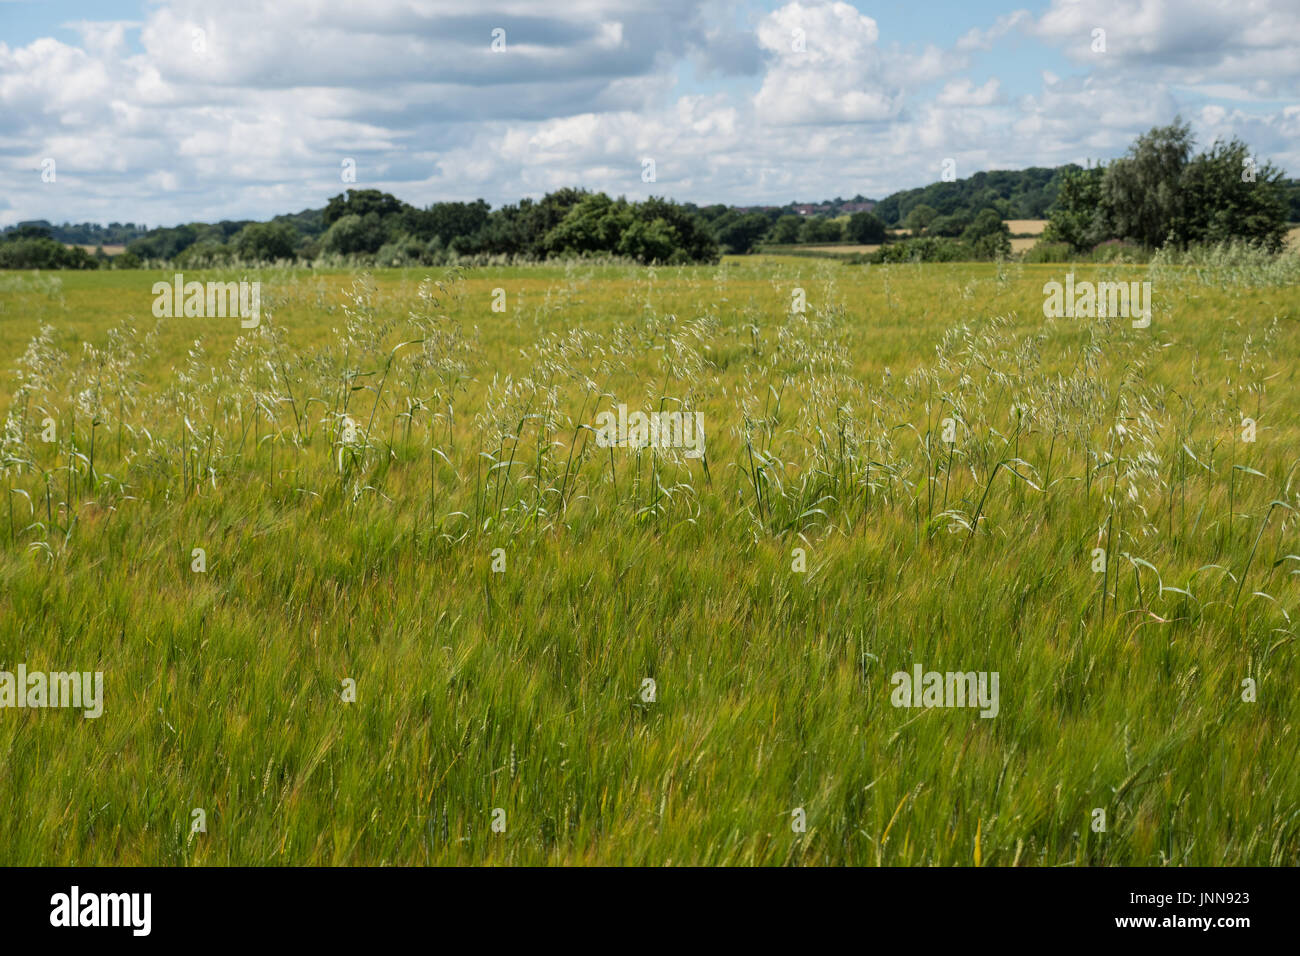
<box><xmin>1047</xmin><ymin>122</ymin><xmax>1289</xmax><ymax>252</ymax></box>
<box><xmin>543</xmin><ymin>193</ymin><xmax>630</xmax><ymax>256</ymax></box>
<box><xmin>618</xmin><ymin>217</ymin><xmax>680</xmax><ymax>264</ymax></box>
<box><xmin>846</xmin><ymin>211</ymin><xmax>886</xmax><ymax>243</ymax></box>
<box><xmin>1283</xmin><ymin>180</ymin><xmax>1300</xmax><ymax>222</ymax></box>
<box><xmin>321</xmin><ymin>212</ymin><xmax>390</xmax><ymax>256</ymax></box>
<box><xmin>9</xmin><ymin>224</ymin><xmax>54</xmax><ymax>241</ymax></box>
<box><xmin>713</xmin><ymin>212</ymin><xmax>770</xmax><ymax>254</ymax></box>
<box><xmin>799</xmin><ymin>217</ymin><xmax>843</xmax><ymax>243</ymax></box>
<box><xmin>175</xmin><ymin>240</ymin><xmax>233</xmax><ymax>268</ymax></box>
<box><xmin>769</xmin><ymin>215</ymin><xmax>803</xmax><ymax>244</ymax></box>
<box><xmin>632</xmin><ymin>197</ymin><xmax>719</xmax><ymax>263</ymax></box>
<box><xmin>960</xmin><ymin>208</ymin><xmax>1011</xmax><ymax>253</ymax></box>
<box><xmin>234</xmin><ymin>221</ymin><xmax>297</xmax><ymax>261</ymax></box>
<box><xmin>972</xmin><ymin>232</ymin><xmax>1011</xmax><ymax>259</ymax></box>
<box><xmin>375</xmin><ymin>233</ymin><xmax>428</xmax><ymax>266</ymax></box>
<box><xmin>695</xmin><ymin>204</ymin><xmax>731</xmax><ymax>224</ymax></box>
<box><xmin>1043</xmin><ymin>166</ymin><xmax>1108</xmax><ymax>252</ymax></box>
<box><xmin>127</xmin><ymin>224</ymin><xmax>200</xmax><ymax>260</ymax></box>
<box><xmin>926</xmin><ymin>211</ymin><xmax>972</xmax><ymax>238</ymax></box>
<box><xmin>872</xmin><ymin>167</ymin><xmax>1073</xmax><ymax>226</ymax></box>
<box><xmin>322</xmin><ymin>189</ymin><xmax>407</xmax><ymax>227</ymax></box>
<box><xmin>471</xmin><ymin>189</ymin><xmax>603</xmax><ymax>258</ymax></box>
<box><xmin>1175</xmin><ymin>137</ymin><xmax>1288</xmax><ymax>250</ymax></box>
<box><xmin>402</xmin><ymin>200</ymin><xmax>490</xmax><ymax>245</ymax></box>
<box><xmin>0</xmin><ymin>236</ymin><xmax>98</xmax><ymax>269</ymax></box>
<box><xmin>1101</xmin><ymin>119</ymin><xmax>1194</xmax><ymax>247</ymax></box>
<box><xmin>903</xmin><ymin>204</ymin><xmax>937</xmax><ymax>233</ymax></box>
<box><xmin>474</xmin><ymin>202</ymin><xmax>531</xmax><ymax>256</ymax></box>
<box><xmin>270</xmin><ymin>208</ymin><xmax>326</xmax><ymax>240</ymax></box>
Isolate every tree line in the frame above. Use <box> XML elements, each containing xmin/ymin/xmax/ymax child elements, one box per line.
<box><xmin>2</xmin><ymin>121</ymin><xmax>1295</xmax><ymax>269</ymax></box>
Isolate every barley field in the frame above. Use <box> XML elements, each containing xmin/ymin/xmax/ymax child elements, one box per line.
<box><xmin>0</xmin><ymin>253</ymin><xmax>1297</xmax><ymax>865</ymax></box>
<box><xmin>1006</xmin><ymin>220</ymin><xmax>1050</xmax><ymax>236</ymax></box>
<box><xmin>798</xmin><ymin>243</ymin><xmax>883</xmax><ymax>254</ymax></box>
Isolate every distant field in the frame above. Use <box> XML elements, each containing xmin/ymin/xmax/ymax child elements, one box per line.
<box><xmin>66</xmin><ymin>243</ymin><xmax>127</xmax><ymax>255</ymax></box>
<box><xmin>800</xmin><ymin>243</ymin><xmax>881</xmax><ymax>254</ymax></box>
<box><xmin>0</xmin><ymin>259</ymin><xmax>1297</xmax><ymax>865</ymax></box>
<box><xmin>1011</xmin><ymin>237</ymin><xmax>1039</xmax><ymax>253</ymax></box>
<box><xmin>884</xmin><ymin>221</ymin><xmax>1046</xmax><ymax>239</ymax></box>
<box><xmin>756</xmin><ymin>243</ymin><xmax>866</xmax><ymax>258</ymax></box>
<box><xmin>1288</xmin><ymin>225</ymin><xmax>1300</xmax><ymax>250</ymax></box>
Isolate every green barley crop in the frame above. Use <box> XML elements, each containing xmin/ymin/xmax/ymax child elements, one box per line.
<box><xmin>0</xmin><ymin>257</ymin><xmax>1296</xmax><ymax>865</ymax></box>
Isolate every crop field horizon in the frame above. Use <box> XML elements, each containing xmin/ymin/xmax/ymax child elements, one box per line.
<box><xmin>1</xmin><ymin>256</ymin><xmax>1297</xmax><ymax>865</ymax></box>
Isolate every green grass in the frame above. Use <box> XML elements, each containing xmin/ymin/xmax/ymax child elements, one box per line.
<box><xmin>0</xmin><ymin>256</ymin><xmax>1297</xmax><ymax>865</ymax></box>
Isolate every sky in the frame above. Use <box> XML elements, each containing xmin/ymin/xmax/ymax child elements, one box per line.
<box><xmin>1</xmin><ymin>0</ymin><xmax>1297</xmax><ymax>228</ymax></box>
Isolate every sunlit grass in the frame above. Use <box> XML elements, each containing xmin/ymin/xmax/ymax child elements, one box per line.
<box><xmin>0</xmin><ymin>256</ymin><xmax>1296</xmax><ymax>865</ymax></box>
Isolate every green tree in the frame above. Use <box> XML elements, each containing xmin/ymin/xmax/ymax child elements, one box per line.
<box><xmin>127</xmin><ymin>223</ymin><xmax>201</xmax><ymax>260</ymax></box>
<box><xmin>1282</xmin><ymin>180</ymin><xmax>1300</xmax><ymax>222</ymax></box>
<box><xmin>0</xmin><ymin>237</ymin><xmax>98</xmax><ymax>269</ymax></box>
<box><xmin>846</xmin><ymin>211</ymin><xmax>886</xmax><ymax>243</ymax></box>
<box><xmin>799</xmin><ymin>217</ymin><xmax>843</xmax><ymax>243</ymax></box>
<box><xmin>401</xmin><ymin>200</ymin><xmax>490</xmax><ymax>245</ymax></box>
<box><xmin>769</xmin><ymin>215</ymin><xmax>803</xmax><ymax>244</ymax></box>
<box><xmin>713</xmin><ymin>212</ymin><xmax>770</xmax><ymax>254</ymax></box>
<box><xmin>1101</xmin><ymin>119</ymin><xmax>1194</xmax><ymax>247</ymax></box>
<box><xmin>903</xmin><ymin>204</ymin><xmax>937</xmax><ymax>232</ymax></box>
<box><xmin>543</xmin><ymin>193</ymin><xmax>630</xmax><ymax>256</ymax></box>
<box><xmin>927</xmin><ymin>211</ymin><xmax>972</xmax><ymax>238</ymax></box>
<box><xmin>618</xmin><ymin>217</ymin><xmax>679</xmax><ymax>264</ymax></box>
<box><xmin>322</xmin><ymin>213</ymin><xmax>389</xmax><ymax>256</ymax></box>
<box><xmin>175</xmin><ymin>240</ymin><xmax>233</xmax><ymax>268</ymax></box>
<box><xmin>972</xmin><ymin>232</ymin><xmax>1011</xmax><ymax>259</ymax></box>
<box><xmin>234</xmin><ymin>221</ymin><xmax>297</xmax><ymax>262</ymax></box>
<box><xmin>322</xmin><ymin>189</ymin><xmax>407</xmax><ymax>227</ymax></box>
<box><xmin>476</xmin><ymin>188</ymin><xmax>589</xmax><ymax>257</ymax></box>
<box><xmin>632</xmin><ymin>197</ymin><xmax>719</xmax><ymax>263</ymax></box>
<box><xmin>960</xmin><ymin>208</ymin><xmax>1011</xmax><ymax>256</ymax></box>
<box><xmin>1176</xmin><ymin>137</ymin><xmax>1289</xmax><ymax>250</ymax></box>
<box><xmin>1043</xmin><ymin>166</ymin><xmax>1108</xmax><ymax>252</ymax></box>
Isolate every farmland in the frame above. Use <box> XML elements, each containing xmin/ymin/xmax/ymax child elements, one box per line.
<box><xmin>1006</xmin><ymin>220</ymin><xmax>1049</xmax><ymax>236</ymax></box>
<box><xmin>0</xmin><ymin>254</ymin><xmax>1297</xmax><ymax>865</ymax></box>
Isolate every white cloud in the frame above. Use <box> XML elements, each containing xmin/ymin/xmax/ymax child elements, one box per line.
<box><xmin>937</xmin><ymin>78</ymin><xmax>1002</xmax><ymax>107</ymax></box>
<box><xmin>955</xmin><ymin>10</ymin><xmax>1031</xmax><ymax>51</ymax></box>
<box><xmin>752</xmin><ymin>1</ymin><xmax>900</xmax><ymax>124</ymax></box>
<box><xmin>1032</xmin><ymin>0</ymin><xmax>1300</xmax><ymax>96</ymax></box>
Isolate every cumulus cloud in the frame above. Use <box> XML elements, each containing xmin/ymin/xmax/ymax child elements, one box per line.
<box><xmin>751</xmin><ymin>1</ymin><xmax>900</xmax><ymax>124</ymax></box>
<box><xmin>1032</xmin><ymin>0</ymin><xmax>1300</xmax><ymax>96</ymax></box>
<box><xmin>937</xmin><ymin>78</ymin><xmax>1002</xmax><ymax>107</ymax></box>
